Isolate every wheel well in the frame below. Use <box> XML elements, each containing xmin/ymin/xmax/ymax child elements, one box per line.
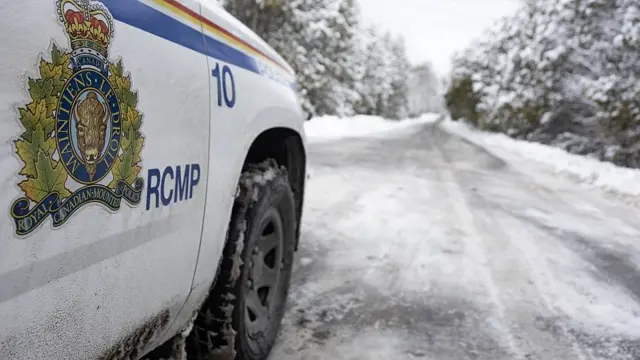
<box><xmin>244</xmin><ymin>128</ymin><xmax>306</xmax><ymax>249</ymax></box>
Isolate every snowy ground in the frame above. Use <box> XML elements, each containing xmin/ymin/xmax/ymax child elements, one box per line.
<box><xmin>441</xmin><ymin>120</ymin><xmax>640</xmax><ymax>200</ymax></box>
<box><xmin>303</xmin><ymin>114</ymin><xmax>440</xmax><ymax>142</ymax></box>
<box><xmin>268</xmin><ymin>115</ymin><xmax>640</xmax><ymax>360</ymax></box>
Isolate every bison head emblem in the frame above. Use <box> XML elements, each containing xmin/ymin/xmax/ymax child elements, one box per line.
<box><xmin>74</xmin><ymin>91</ymin><xmax>108</xmax><ymax>180</ymax></box>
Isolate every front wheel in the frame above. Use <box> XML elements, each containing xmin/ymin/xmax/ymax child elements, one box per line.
<box><xmin>187</xmin><ymin>159</ymin><xmax>296</xmax><ymax>360</ymax></box>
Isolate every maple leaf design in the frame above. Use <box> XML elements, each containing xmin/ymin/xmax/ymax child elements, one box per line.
<box><xmin>19</xmin><ymin>150</ymin><xmax>71</xmax><ymax>203</ymax></box>
<box><xmin>14</xmin><ymin>46</ymin><xmax>74</xmax><ymax>202</ymax></box>
<box><xmin>108</xmin><ymin>58</ymin><xmax>145</xmax><ymax>189</ymax></box>
<box><xmin>15</xmin><ymin>124</ymin><xmax>56</xmax><ymax>178</ymax></box>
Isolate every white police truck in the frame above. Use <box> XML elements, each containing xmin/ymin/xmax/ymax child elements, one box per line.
<box><xmin>0</xmin><ymin>1</ymin><xmax>307</xmax><ymax>359</ymax></box>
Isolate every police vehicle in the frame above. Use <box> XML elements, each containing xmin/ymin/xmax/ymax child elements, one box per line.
<box><xmin>0</xmin><ymin>1</ymin><xmax>307</xmax><ymax>359</ymax></box>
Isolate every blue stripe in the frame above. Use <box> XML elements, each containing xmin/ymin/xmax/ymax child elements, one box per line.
<box><xmin>102</xmin><ymin>0</ymin><xmax>261</xmax><ymax>75</ymax></box>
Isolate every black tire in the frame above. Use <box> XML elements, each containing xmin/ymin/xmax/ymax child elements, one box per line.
<box><xmin>186</xmin><ymin>159</ymin><xmax>296</xmax><ymax>360</ymax></box>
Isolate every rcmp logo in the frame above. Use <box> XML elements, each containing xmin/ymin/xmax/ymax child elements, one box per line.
<box><xmin>10</xmin><ymin>0</ymin><xmax>145</xmax><ymax>236</ymax></box>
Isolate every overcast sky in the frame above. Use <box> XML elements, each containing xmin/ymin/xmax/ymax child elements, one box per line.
<box><xmin>358</xmin><ymin>0</ymin><xmax>523</xmax><ymax>76</ymax></box>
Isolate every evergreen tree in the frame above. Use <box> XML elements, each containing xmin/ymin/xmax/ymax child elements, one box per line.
<box><xmin>408</xmin><ymin>62</ymin><xmax>442</xmax><ymax>117</ymax></box>
<box><xmin>446</xmin><ymin>0</ymin><xmax>640</xmax><ymax>168</ymax></box>
<box><xmin>222</xmin><ymin>0</ymin><xmax>413</xmax><ymax>120</ymax></box>
<box><xmin>383</xmin><ymin>35</ymin><xmax>411</xmax><ymax>120</ymax></box>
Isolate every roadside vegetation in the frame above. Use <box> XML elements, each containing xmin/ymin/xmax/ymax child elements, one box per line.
<box><xmin>445</xmin><ymin>0</ymin><xmax>640</xmax><ymax>169</ymax></box>
<box><xmin>221</xmin><ymin>0</ymin><xmax>440</xmax><ymax>120</ymax></box>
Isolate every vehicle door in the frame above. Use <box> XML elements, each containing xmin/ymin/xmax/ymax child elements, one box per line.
<box><xmin>182</xmin><ymin>0</ymin><xmax>304</xmax><ymax>305</ymax></box>
<box><xmin>0</xmin><ymin>0</ymin><xmax>209</xmax><ymax>359</ymax></box>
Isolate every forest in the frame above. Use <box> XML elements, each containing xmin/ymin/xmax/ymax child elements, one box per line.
<box><xmin>220</xmin><ymin>0</ymin><xmax>441</xmax><ymax>120</ymax></box>
<box><xmin>445</xmin><ymin>0</ymin><xmax>640</xmax><ymax>169</ymax></box>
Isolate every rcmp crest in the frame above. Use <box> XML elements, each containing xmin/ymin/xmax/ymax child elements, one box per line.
<box><xmin>10</xmin><ymin>0</ymin><xmax>145</xmax><ymax>236</ymax></box>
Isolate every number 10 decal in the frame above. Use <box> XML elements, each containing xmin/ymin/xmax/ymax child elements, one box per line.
<box><xmin>212</xmin><ymin>63</ymin><xmax>236</xmax><ymax>108</ymax></box>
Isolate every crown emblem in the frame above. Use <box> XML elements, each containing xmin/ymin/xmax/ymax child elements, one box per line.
<box><xmin>56</xmin><ymin>0</ymin><xmax>115</xmax><ymax>74</ymax></box>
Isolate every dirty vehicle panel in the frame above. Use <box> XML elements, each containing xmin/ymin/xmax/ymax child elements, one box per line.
<box><xmin>0</xmin><ymin>0</ymin><xmax>305</xmax><ymax>359</ymax></box>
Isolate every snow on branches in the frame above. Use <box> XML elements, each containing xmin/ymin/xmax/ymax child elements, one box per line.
<box><xmin>446</xmin><ymin>0</ymin><xmax>640</xmax><ymax>168</ymax></box>
<box><xmin>222</xmin><ymin>0</ymin><xmax>433</xmax><ymax>120</ymax></box>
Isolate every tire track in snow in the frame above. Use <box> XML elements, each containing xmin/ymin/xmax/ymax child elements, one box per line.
<box><xmin>439</xmin><ymin>126</ymin><xmax>640</xmax><ymax>359</ymax></box>
<box><xmin>430</xmin><ymin>140</ymin><xmax>528</xmax><ymax>360</ymax></box>
<box><xmin>274</xmin><ymin>129</ymin><xmax>517</xmax><ymax>359</ymax></box>
<box><xmin>432</xmin><ymin>127</ymin><xmax>594</xmax><ymax>360</ymax></box>
<box><xmin>272</xmin><ymin>123</ymin><xmax>637</xmax><ymax>359</ymax></box>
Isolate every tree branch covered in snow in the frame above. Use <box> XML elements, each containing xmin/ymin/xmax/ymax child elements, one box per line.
<box><xmin>445</xmin><ymin>0</ymin><xmax>640</xmax><ymax>169</ymax></box>
<box><xmin>222</xmin><ymin>0</ymin><xmax>439</xmax><ymax>120</ymax></box>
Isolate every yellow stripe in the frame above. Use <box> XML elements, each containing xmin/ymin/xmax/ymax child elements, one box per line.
<box><xmin>151</xmin><ymin>0</ymin><xmax>291</xmax><ymax>75</ymax></box>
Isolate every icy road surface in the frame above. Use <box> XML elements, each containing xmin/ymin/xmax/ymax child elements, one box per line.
<box><xmin>269</xmin><ymin>122</ymin><xmax>640</xmax><ymax>360</ymax></box>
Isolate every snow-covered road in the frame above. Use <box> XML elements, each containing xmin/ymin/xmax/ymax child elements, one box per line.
<box><xmin>269</xmin><ymin>121</ymin><xmax>640</xmax><ymax>360</ymax></box>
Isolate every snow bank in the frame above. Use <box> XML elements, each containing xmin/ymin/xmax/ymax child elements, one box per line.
<box><xmin>441</xmin><ymin>119</ymin><xmax>640</xmax><ymax>198</ymax></box>
<box><xmin>304</xmin><ymin>113</ymin><xmax>440</xmax><ymax>141</ymax></box>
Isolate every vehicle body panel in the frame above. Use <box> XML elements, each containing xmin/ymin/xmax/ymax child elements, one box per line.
<box><xmin>160</xmin><ymin>0</ymin><xmax>306</xmax><ymax>343</ymax></box>
<box><xmin>0</xmin><ymin>0</ymin><xmax>211</xmax><ymax>357</ymax></box>
<box><xmin>0</xmin><ymin>0</ymin><xmax>304</xmax><ymax>360</ymax></box>
<box><xmin>0</xmin><ymin>0</ymin><xmax>305</xmax><ymax>359</ymax></box>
